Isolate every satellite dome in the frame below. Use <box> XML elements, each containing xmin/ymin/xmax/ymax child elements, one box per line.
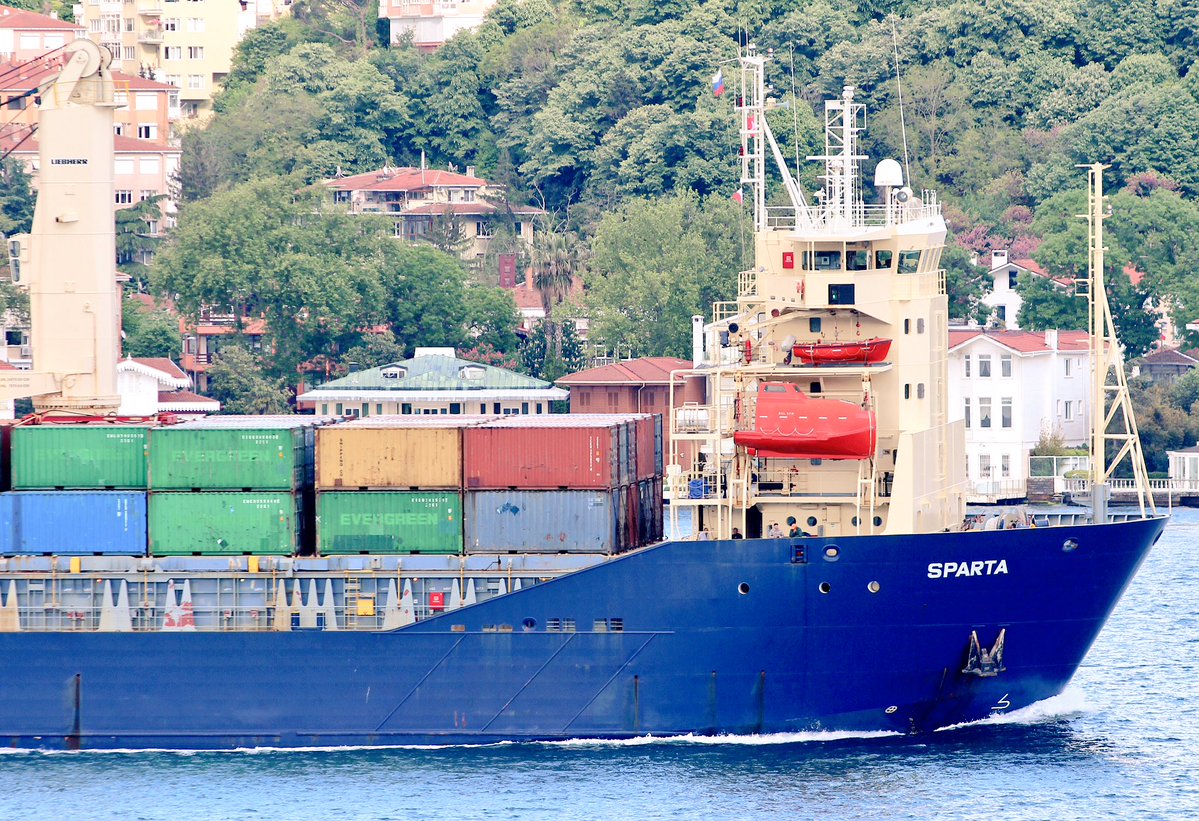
<box><xmin>874</xmin><ymin>158</ymin><xmax>904</xmax><ymax>188</ymax></box>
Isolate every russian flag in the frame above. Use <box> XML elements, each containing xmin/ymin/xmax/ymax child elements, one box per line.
<box><xmin>712</xmin><ymin>69</ymin><xmax>725</xmax><ymax>97</ymax></box>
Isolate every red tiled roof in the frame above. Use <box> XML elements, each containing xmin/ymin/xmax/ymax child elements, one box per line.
<box><xmin>157</xmin><ymin>389</ymin><xmax>219</xmax><ymax>405</ymax></box>
<box><xmin>557</xmin><ymin>357</ymin><xmax>694</xmax><ymax>386</ymax></box>
<box><xmin>133</xmin><ymin>357</ymin><xmax>187</xmax><ymax>380</ymax></box>
<box><xmin>1123</xmin><ymin>264</ymin><xmax>1145</xmax><ymax>286</ymax></box>
<box><xmin>0</xmin><ymin>130</ymin><xmax>179</xmax><ymax>156</ymax></box>
<box><xmin>1140</xmin><ymin>347</ymin><xmax>1199</xmax><ymax>366</ymax></box>
<box><xmin>510</xmin><ymin>278</ymin><xmax>583</xmax><ymax>312</ymax></box>
<box><xmin>0</xmin><ymin>359</ymin><xmax>17</xmax><ymax>370</ymax></box>
<box><xmin>327</xmin><ymin>167</ymin><xmax>487</xmax><ymax>192</ymax></box>
<box><xmin>949</xmin><ymin>329</ymin><xmax>1090</xmax><ymax>353</ymax></box>
<box><xmin>128</xmin><ymin>292</ymin><xmax>176</xmax><ymax>313</ymax></box>
<box><xmin>0</xmin><ymin>8</ymin><xmax>84</xmax><ymax>30</ymax></box>
<box><xmin>0</xmin><ymin>59</ymin><xmax>176</xmax><ymax>91</ymax></box>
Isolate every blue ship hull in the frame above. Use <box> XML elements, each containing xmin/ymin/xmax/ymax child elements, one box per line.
<box><xmin>0</xmin><ymin>517</ymin><xmax>1164</xmax><ymax>749</ymax></box>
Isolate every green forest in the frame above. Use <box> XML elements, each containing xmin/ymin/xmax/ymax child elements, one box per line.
<box><xmin>13</xmin><ymin>0</ymin><xmax>1199</xmax><ymax>433</ymax></box>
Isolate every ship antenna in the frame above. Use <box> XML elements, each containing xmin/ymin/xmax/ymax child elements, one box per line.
<box><xmin>890</xmin><ymin>15</ymin><xmax>912</xmax><ymax>186</ymax></box>
<box><xmin>789</xmin><ymin>43</ymin><xmax>800</xmax><ymax>173</ymax></box>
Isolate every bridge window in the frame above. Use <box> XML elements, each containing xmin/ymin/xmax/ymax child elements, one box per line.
<box><xmin>804</xmin><ymin>250</ymin><xmax>843</xmax><ymax>271</ymax></box>
<box><xmin>847</xmin><ymin>250</ymin><xmax>869</xmax><ymax>270</ymax></box>
<box><xmin>875</xmin><ymin>250</ymin><xmax>893</xmax><ymax>269</ymax></box>
<box><xmin>898</xmin><ymin>250</ymin><xmax>921</xmax><ymax>274</ymax></box>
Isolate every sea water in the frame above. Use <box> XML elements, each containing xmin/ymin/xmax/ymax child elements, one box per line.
<box><xmin>1</xmin><ymin>509</ymin><xmax>1196</xmax><ymax>821</ymax></box>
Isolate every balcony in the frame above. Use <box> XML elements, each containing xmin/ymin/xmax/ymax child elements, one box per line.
<box><xmin>138</xmin><ymin>30</ymin><xmax>164</xmax><ymax>44</ymax></box>
<box><xmin>137</xmin><ymin>5</ymin><xmax>164</xmax><ymax>15</ymax></box>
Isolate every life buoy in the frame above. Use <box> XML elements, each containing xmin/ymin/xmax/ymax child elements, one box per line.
<box><xmin>744</xmin><ymin>338</ymin><xmax>753</xmax><ymax>362</ymax></box>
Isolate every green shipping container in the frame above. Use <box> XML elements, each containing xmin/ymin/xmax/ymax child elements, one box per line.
<box><xmin>149</xmin><ymin>421</ymin><xmax>312</xmax><ymax>490</ymax></box>
<box><xmin>317</xmin><ymin>491</ymin><xmax>462</xmax><ymax>554</ymax></box>
<box><xmin>149</xmin><ymin>491</ymin><xmax>305</xmax><ymax>555</ymax></box>
<box><xmin>11</xmin><ymin>426</ymin><xmax>148</xmax><ymax>489</ymax></box>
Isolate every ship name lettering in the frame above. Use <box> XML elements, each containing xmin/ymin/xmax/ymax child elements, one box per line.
<box><xmin>926</xmin><ymin>559</ymin><xmax>1008</xmax><ymax>579</ymax></box>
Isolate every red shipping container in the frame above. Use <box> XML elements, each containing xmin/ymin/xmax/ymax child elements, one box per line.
<box><xmin>463</xmin><ymin>417</ymin><xmax>626</xmax><ymax>490</ymax></box>
<box><xmin>635</xmin><ymin>415</ymin><xmax>659</xmax><ymax>481</ymax></box>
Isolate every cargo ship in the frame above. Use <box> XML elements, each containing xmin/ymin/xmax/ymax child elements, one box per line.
<box><xmin>0</xmin><ymin>42</ymin><xmax>1166</xmax><ymax>750</ymax></box>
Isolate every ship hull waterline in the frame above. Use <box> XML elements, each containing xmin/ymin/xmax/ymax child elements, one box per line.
<box><xmin>0</xmin><ymin>516</ymin><xmax>1164</xmax><ymax>750</ymax></box>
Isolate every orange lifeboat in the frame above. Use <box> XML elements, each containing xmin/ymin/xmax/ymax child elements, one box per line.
<box><xmin>792</xmin><ymin>337</ymin><xmax>892</xmax><ymax>365</ymax></box>
<box><xmin>733</xmin><ymin>382</ymin><xmax>876</xmax><ymax>459</ymax></box>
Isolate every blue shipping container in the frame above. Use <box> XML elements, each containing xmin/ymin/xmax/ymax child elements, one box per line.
<box><xmin>464</xmin><ymin>489</ymin><xmax>620</xmax><ymax>554</ymax></box>
<box><xmin>0</xmin><ymin>491</ymin><xmax>148</xmax><ymax>555</ymax></box>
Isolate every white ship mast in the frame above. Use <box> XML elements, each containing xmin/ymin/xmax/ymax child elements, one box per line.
<box><xmin>0</xmin><ymin>40</ymin><xmax>122</xmax><ymax>413</ymax></box>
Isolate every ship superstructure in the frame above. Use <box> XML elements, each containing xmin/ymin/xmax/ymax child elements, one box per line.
<box><xmin>669</xmin><ymin>48</ymin><xmax>965</xmax><ymax>540</ymax></box>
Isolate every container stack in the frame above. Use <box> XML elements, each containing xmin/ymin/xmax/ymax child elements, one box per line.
<box><xmin>313</xmin><ymin>417</ymin><xmax>491</xmax><ymax>554</ymax></box>
<box><xmin>462</xmin><ymin>415</ymin><xmax>661</xmax><ymax>555</ymax></box>
<box><xmin>147</xmin><ymin>417</ymin><xmax>326</xmax><ymax>556</ymax></box>
<box><xmin>0</xmin><ymin>425</ymin><xmax>149</xmax><ymax>555</ymax></box>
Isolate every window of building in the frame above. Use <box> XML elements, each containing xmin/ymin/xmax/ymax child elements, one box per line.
<box><xmin>186</xmin><ymin>17</ymin><xmax>205</xmax><ymax>31</ymax></box>
<box><xmin>978</xmin><ymin>355</ymin><xmax>992</xmax><ymax>378</ymax></box>
<box><xmin>1065</xmin><ymin>401</ymin><xmax>1074</xmax><ymax>421</ymax></box>
<box><xmin>964</xmin><ymin>398</ymin><xmax>971</xmax><ymax>428</ymax></box>
<box><xmin>123</xmin><ymin>46</ymin><xmax>135</xmax><ymax>61</ymax></box>
<box><xmin>475</xmin><ymin>221</ymin><xmax>494</xmax><ymax>238</ymax></box>
<box><xmin>145</xmin><ymin>220</ymin><xmax>159</xmax><ymax>235</ymax></box>
<box><xmin>140</xmin><ymin>157</ymin><xmax>160</xmax><ymax>174</ymax></box>
<box><xmin>449</xmin><ymin>402</ymin><xmax>461</xmax><ymax>414</ymax></box>
<box><xmin>1064</xmin><ymin>357</ymin><xmax>1073</xmax><ymax>377</ymax></box>
<box><xmin>187</xmin><ymin>75</ymin><xmax>204</xmax><ymax>89</ymax></box>
<box><xmin>136</xmin><ymin>92</ymin><xmax>157</xmax><ymax>111</ymax></box>
<box><xmin>115</xmin><ymin>190</ymin><xmax>133</xmax><ymax>205</ymax></box>
<box><xmin>187</xmin><ymin>46</ymin><xmax>204</xmax><ymax>59</ymax></box>
<box><xmin>335</xmin><ymin>402</ymin><xmax>343</xmax><ymax>415</ymax></box>
<box><xmin>1008</xmin><ymin>268</ymin><xmax>1018</xmax><ymax>290</ymax></box>
<box><xmin>113</xmin><ymin>123</ymin><xmax>126</xmax><ymax>137</ymax></box>
<box><xmin>492</xmin><ymin>403</ymin><xmax>501</xmax><ymax>414</ymax></box>
<box><xmin>164</xmin><ymin>46</ymin><xmax>182</xmax><ymax>60</ymax></box>
<box><xmin>140</xmin><ymin>190</ymin><xmax>158</xmax><ymax>202</ymax></box>
<box><xmin>123</xmin><ymin>17</ymin><xmax>134</xmax><ymax>31</ymax></box>
<box><xmin>996</xmin><ymin>305</ymin><xmax>1006</xmax><ymax>323</ymax></box>
<box><xmin>607</xmin><ymin>391</ymin><xmax>618</xmax><ymax>408</ymax></box>
<box><xmin>137</xmin><ymin>124</ymin><xmax>157</xmax><ymax>140</ymax></box>
<box><xmin>4</xmin><ymin>96</ymin><xmax>24</xmax><ymax>110</ymax></box>
<box><xmin>401</xmin><ymin>403</ymin><xmax>412</xmax><ymax>414</ymax></box>
<box><xmin>1001</xmin><ymin>454</ymin><xmax>1011</xmax><ymax>477</ymax></box>
<box><xmin>1001</xmin><ymin>354</ymin><xmax>1012</xmax><ymax>377</ymax></box>
<box><xmin>521</xmin><ymin>402</ymin><xmax>529</xmax><ymax>414</ymax></box>
<box><xmin>979</xmin><ymin>397</ymin><xmax>992</xmax><ymax>428</ymax></box>
<box><xmin>164</xmin><ymin>17</ymin><xmax>179</xmax><ymax>30</ymax></box>
<box><xmin>166</xmin><ymin>74</ymin><xmax>182</xmax><ymax>87</ymax></box>
<box><xmin>964</xmin><ymin>355</ymin><xmax>971</xmax><ymax>377</ymax></box>
<box><xmin>979</xmin><ymin>453</ymin><xmax>991</xmax><ymax>478</ymax></box>
<box><xmin>89</xmin><ymin>19</ymin><xmax>102</xmax><ymax>31</ymax></box>
<box><xmin>1001</xmin><ymin>397</ymin><xmax>1012</xmax><ymax>428</ymax></box>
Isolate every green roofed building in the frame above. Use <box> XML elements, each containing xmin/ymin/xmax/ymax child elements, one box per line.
<box><xmin>296</xmin><ymin>348</ymin><xmax>568</xmax><ymax>418</ymax></box>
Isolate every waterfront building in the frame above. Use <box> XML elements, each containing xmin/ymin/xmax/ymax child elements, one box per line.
<box><xmin>377</xmin><ymin>0</ymin><xmax>496</xmax><ymax>50</ymax></box>
<box><xmin>948</xmin><ymin>328</ymin><xmax>1091</xmax><ymax>502</ymax></box>
<box><xmin>296</xmin><ymin>347</ymin><xmax>567</xmax><ymax>417</ymax></box>
<box><xmin>0</xmin><ymin>7</ymin><xmax>85</xmax><ymax>62</ymax></box>
<box><xmin>116</xmin><ymin>356</ymin><xmax>220</xmax><ymax>416</ymax></box>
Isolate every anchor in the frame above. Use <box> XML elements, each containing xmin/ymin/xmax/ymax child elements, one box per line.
<box><xmin>961</xmin><ymin>629</ymin><xmax>1006</xmax><ymax>677</ymax></box>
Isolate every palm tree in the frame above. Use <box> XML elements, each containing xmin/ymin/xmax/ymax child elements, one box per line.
<box><xmin>532</xmin><ymin>221</ymin><xmax>580</xmax><ymax>367</ymax></box>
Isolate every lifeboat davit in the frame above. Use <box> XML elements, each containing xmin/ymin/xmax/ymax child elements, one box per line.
<box><xmin>792</xmin><ymin>337</ymin><xmax>892</xmax><ymax>365</ymax></box>
<box><xmin>733</xmin><ymin>382</ymin><xmax>876</xmax><ymax>459</ymax></box>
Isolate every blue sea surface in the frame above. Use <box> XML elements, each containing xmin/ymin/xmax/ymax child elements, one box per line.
<box><xmin>1</xmin><ymin>509</ymin><xmax>1196</xmax><ymax>821</ymax></box>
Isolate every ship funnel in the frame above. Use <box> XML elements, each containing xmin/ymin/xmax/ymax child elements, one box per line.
<box><xmin>874</xmin><ymin>158</ymin><xmax>903</xmax><ymax>188</ymax></box>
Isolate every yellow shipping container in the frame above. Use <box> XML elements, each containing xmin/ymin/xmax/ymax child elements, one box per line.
<box><xmin>316</xmin><ymin>417</ymin><xmax>494</xmax><ymax>489</ymax></box>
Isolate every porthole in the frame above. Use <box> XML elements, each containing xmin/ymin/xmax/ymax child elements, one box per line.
<box><xmin>807</xmin><ymin>516</ymin><xmax>818</xmax><ymax>527</ymax></box>
<box><xmin>738</xmin><ymin>582</ymin><xmax>750</xmax><ymax>595</ymax></box>
<box><xmin>851</xmin><ymin>516</ymin><xmax>859</xmax><ymax>526</ymax></box>
<box><xmin>818</xmin><ymin>582</ymin><xmax>831</xmax><ymax>594</ymax></box>
<box><xmin>823</xmin><ymin>545</ymin><xmax>840</xmax><ymax>562</ymax></box>
<box><xmin>873</xmin><ymin>516</ymin><xmax>883</xmax><ymax>527</ymax></box>
<box><xmin>867</xmin><ymin>581</ymin><xmax>880</xmax><ymax>594</ymax></box>
<box><xmin>1063</xmin><ymin>539</ymin><xmax>1079</xmax><ymax>553</ymax></box>
<box><xmin>522</xmin><ymin>617</ymin><xmax>537</xmax><ymax>630</ymax></box>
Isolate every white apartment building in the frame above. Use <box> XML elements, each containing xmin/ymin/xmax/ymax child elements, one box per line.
<box><xmin>378</xmin><ymin>0</ymin><xmax>495</xmax><ymax>49</ymax></box>
<box><xmin>948</xmin><ymin>329</ymin><xmax>1092</xmax><ymax>502</ymax></box>
<box><xmin>73</xmin><ymin>0</ymin><xmax>289</xmax><ymax>122</ymax></box>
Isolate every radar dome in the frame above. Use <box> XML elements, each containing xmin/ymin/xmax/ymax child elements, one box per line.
<box><xmin>874</xmin><ymin>158</ymin><xmax>904</xmax><ymax>188</ymax></box>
